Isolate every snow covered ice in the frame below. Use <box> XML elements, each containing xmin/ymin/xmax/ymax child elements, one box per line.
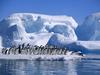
<box><xmin>76</xmin><ymin>13</ymin><xmax>100</xmax><ymax>40</ymax></box>
<box><xmin>0</xmin><ymin>12</ymin><xmax>100</xmax><ymax>60</ymax></box>
<box><xmin>0</xmin><ymin>13</ymin><xmax>78</xmax><ymax>47</ymax></box>
<box><xmin>0</xmin><ymin>13</ymin><xmax>82</xmax><ymax>60</ymax></box>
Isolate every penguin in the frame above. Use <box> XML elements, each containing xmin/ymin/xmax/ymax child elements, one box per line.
<box><xmin>76</xmin><ymin>51</ymin><xmax>85</xmax><ymax>56</ymax></box>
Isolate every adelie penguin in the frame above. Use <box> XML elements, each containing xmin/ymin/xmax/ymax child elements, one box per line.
<box><xmin>1</xmin><ymin>44</ymin><xmax>85</xmax><ymax>57</ymax></box>
<box><xmin>71</xmin><ymin>51</ymin><xmax>85</xmax><ymax>57</ymax></box>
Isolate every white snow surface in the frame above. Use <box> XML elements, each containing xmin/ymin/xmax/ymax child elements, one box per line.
<box><xmin>0</xmin><ymin>54</ymin><xmax>83</xmax><ymax>60</ymax></box>
<box><xmin>75</xmin><ymin>41</ymin><xmax>100</xmax><ymax>49</ymax></box>
<box><xmin>0</xmin><ymin>12</ymin><xmax>100</xmax><ymax>59</ymax></box>
<box><xmin>0</xmin><ymin>13</ymin><xmax>78</xmax><ymax>47</ymax></box>
<box><xmin>8</xmin><ymin>13</ymin><xmax>78</xmax><ymax>29</ymax></box>
<box><xmin>76</xmin><ymin>12</ymin><xmax>100</xmax><ymax>40</ymax></box>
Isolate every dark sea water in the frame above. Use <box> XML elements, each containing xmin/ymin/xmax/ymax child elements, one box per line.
<box><xmin>0</xmin><ymin>57</ymin><xmax>100</xmax><ymax>75</ymax></box>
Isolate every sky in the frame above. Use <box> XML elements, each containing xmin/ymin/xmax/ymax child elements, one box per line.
<box><xmin>0</xmin><ymin>0</ymin><xmax>100</xmax><ymax>24</ymax></box>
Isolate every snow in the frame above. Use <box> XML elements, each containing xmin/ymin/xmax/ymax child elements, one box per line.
<box><xmin>12</xmin><ymin>33</ymin><xmax>52</xmax><ymax>47</ymax></box>
<box><xmin>0</xmin><ymin>12</ymin><xmax>100</xmax><ymax>59</ymax></box>
<box><xmin>0</xmin><ymin>36</ymin><xmax>2</xmax><ymax>47</ymax></box>
<box><xmin>0</xmin><ymin>54</ymin><xmax>83</xmax><ymax>60</ymax></box>
<box><xmin>48</xmin><ymin>25</ymin><xmax>77</xmax><ymax>40</ymax></box>
<box><xmin>76</xmin><ymin>41</ymin><xmax>100</xmax><ymax>49</ymax></box>
<box><xmin>67</xmin><ymin>41</ymin><xmax>100</xmax><ymax>55</ymax></box>
<box><xmin>76</xmin><ymin>12</ymin><xmax>100</xmax><ymax>40</ymax></box>
<box><xmin>0</xmin><ymin>13</ymin><xmax>78</xmax><ymax>47</ymax></box>
<box><xmin>47</xmin><ymin>33</ymin><xmax>75</xmax><ymax>48</ymax></box>
<box><xmin>8</xmin><ymin>13</ymin><xmax>78</xmax><ymax>29</ymax></box>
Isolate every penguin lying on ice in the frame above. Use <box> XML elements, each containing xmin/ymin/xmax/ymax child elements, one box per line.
<box><xmin>71</xmin><ymin>51</ymin><xmax>85</xmax><ymax>57</ymax></box>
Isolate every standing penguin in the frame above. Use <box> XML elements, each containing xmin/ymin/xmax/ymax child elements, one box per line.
<box><xmin>18</xmin><ymin>45</ymin><xmax>21</xmax><ymax>54</ymax></box>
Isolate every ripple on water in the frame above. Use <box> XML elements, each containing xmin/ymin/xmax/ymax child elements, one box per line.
<box><xmin>0</xmin><ymin>55</ymin><xmax>100</xmax><ymax>75</ymax></box>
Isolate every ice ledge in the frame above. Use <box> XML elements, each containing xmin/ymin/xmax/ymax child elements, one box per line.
<box><xmin>0</xmin><ymin>54</ymin><xmax>83</xmax><ymax>60</ymax></box>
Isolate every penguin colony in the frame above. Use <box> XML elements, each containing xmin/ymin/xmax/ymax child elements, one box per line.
<box><xmin>1</xmin><ymin>43</ymin><xmax>84</xmax><ymax>56</ymax></box>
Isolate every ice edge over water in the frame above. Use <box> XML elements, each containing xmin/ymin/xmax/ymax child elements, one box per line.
<box><xmin>0</xmin><ymin>54</ymin><xmax>83</xmax><ymax>60</ymax></box>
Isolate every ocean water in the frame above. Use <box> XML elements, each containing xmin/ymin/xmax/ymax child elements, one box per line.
<box><xmin>0</xmin><ymin>56</ymin><xmax>100</xmax><ymax>75</ymax></box>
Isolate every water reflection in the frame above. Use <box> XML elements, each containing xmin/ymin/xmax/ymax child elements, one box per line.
<box><xmin>0</xmin><ymin>59</ymin><xmax>79</xmax><ymax>75</ymax></box>
<box><xmin>67</xmin><ymin>60</ymin><xmax>78</xmax><ymax>75</ymax></box>
<box><xmin>0</xmin><ymin>59</ymin><xmax>100</xmax><ymax>75</ymax></box>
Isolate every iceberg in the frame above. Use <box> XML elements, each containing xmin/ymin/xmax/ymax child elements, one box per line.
<box><xmin>0</xmin><ymin>13</ymin><xmax>78</xmax><ymax>47</ymax></box>
<box><xmin>76</xmin><ymin>13</ymin><xmax>100</xmax><ymax>40</ymax></box>
<box><xmin>0</xmin><ymin>12</ymin><xmax>100</xmax><ymax>56</ymax></box>
<box><xmin>0</xmin><ymin>13</ymin><xmax>85</xmax><ymax>59</ymax></box>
